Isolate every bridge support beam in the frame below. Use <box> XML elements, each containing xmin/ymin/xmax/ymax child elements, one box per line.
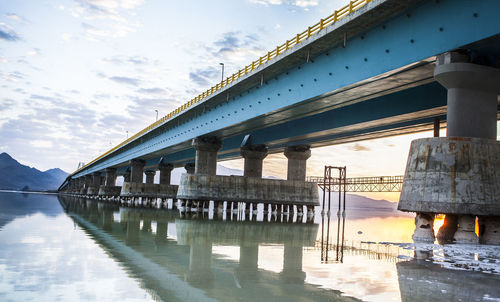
<box><xmin>98</xmin><ymin>168</ymin><xmax>121</xmax><ymax>200</ymax></box>
<box><xmin>145</xmin><ymin>170</ymin><xmax>155</xmax><ymax>184</ymax></box>
<box><xmin>130</xmin><ymin>159</ymin><xmax>145</xmax><ymax>183</ymax></box>
<box><xmin>184</xmin><ymin>163</ymin><xmax>195</xmax><ymax>174</ymax></box>
<box><xmin>241</xmin><ymin>144</ymin><xmax>268</xmax><ymax>214</ymax></box>
<box><xmin>124</xmin><ymin>169</ymin><xmax>131</xmax><ymax>182</ymax></box>
<box><xmin>285</xmin><ymin>145</ymin><xmax>313</xmax><ymax>216</ymax></box>
<box><xmin>87</xmin><ymin>172</ymin><xmax>102</xmax><ymax>196</ymax></box>
<box><xmin>82</xmin><ymin>174</ymin><xmax>92</xmax><ymax>195</ymax></box>
<box><xmin>104</xmin><ymin>168</ymin><xmax>117</xmax><ymax>186</ymax></box>
<box><xmin>193</xmin><ymin>137</ymin><xmax>221</xmax><ymax>175</ymax></box>
<box><xmin>284</xmin><ymin>145</ymin><xmax>311</xmax><ymax>181</ymax></box>
<box><xmin>159</xmin><ymin>163</ymin><xmax>173</xmax><ymax>185</ymax></box>
<box><xmin>399</xmin><ymin>52</ymin><xmax>500</xmax><ymax>244</ymax></box>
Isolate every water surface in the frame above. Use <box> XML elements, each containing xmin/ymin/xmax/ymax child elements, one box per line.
<box><xmin>0</xmin><ymin>192</ymin><xmax>499</xmax><ymax>301</ymax></box>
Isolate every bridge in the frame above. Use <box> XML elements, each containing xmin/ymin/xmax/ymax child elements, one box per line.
<box><xmin>60</xmin><ymin>0</ymin><xmax>500</xmax><ymax>244</ymax></box>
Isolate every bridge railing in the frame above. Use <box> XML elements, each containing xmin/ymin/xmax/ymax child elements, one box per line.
<box><xmin>72</xmin><ymin>0</ymin><xmax>373</xmax><ymax>176</ymax></box>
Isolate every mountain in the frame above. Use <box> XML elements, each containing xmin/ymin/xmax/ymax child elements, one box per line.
<box><xmin>0</xmin><ymin>152</ymin><xmax>68</xmax><ymax>191</ymax></box>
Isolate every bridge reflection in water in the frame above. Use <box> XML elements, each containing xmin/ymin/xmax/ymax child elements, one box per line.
<box><xmin>58</xmin><ymin>195</ymin><xmax>500</xmax><ymax>302</ymax></box>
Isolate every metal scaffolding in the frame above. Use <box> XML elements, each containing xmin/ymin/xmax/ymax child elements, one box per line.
<box><xmin>307</xmin><ymin>175</ymin><xmax>404</xmax><ymax>192</ymax></box>
<box><xmin>320</xmin><ymin>166</ymin><xmax>347</xmax><ymax>263</ymax></box>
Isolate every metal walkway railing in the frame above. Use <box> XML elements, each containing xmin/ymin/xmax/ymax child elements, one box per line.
<box><xmin>307</xmin><ymin>175</ymin><xmax>404</xmax><ymax>192</ymax></box>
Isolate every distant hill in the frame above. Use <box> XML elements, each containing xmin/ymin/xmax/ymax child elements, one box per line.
<box><xmin>0</xmin><ymin>152</ymin><xmax>68</xmax><ymax>191</ymax></box>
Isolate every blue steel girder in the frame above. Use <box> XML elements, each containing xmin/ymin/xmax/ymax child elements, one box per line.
<box><xmin>73</xmin><ymin>0</ymin><xmax>500</xmax><ymax>178</ymax></box>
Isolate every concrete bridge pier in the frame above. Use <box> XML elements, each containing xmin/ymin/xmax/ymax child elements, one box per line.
<box><xmin>241</xmin><ymin>144</ymin><xmax>268</xmax><ymax>215</ymax></box>
<box><xmin>143</xmin><ymin>170</ymin><xmax>156</xmax><ymax>207</ymax></box>
<box><xmin>124</xmin><ymin>169</ymin><xmax>131</xmax><ymax>182</ymax></box>
<box><xmin>81</xmin><ymin>175</ymin><xmax>91</xmax><ymax>195</ymax></box>
<box><xmin>436</xmin><ymin>214</ymin><xmax>458</xmax><ymax>243</ymax></box>
<box><xmin>399</xmin><ymin>51</ymin><xmax>500</xmax><ymax>244</ymax></box>
<box><xmin>179</xmin><ymin>163</ymin><xmax>195</xmax><ymax>212</ymax></box>
<box><xmin>87</xmin><ymin>172</ymin><xmax>102</xmax><ymax>197</ymax></box>
<box><xmin>193</xmin><ymin>137</ymin><xmax>222</xmax><ymax>213</ymax></box>
<box><xmin>285</xmin><ymin>145</ymin><xmax>313</xmax><ymax>217</ymax></box>
<box><xmin>98</xmin><ymin>167</ymin><xmax>121</xmax><ymax>201</ymax></box>
<box><xmin>76</xmin><ymin>179</ymin><xmax>82</xmax><ymax>195</ymax></box>
<box><xmin>177</xmin><ymin>140</ymin><xmax>319</xmax><ymax>217</ymax></box>
<box><xmin>159</xmin><ymin>163</ymin><xmax>175</xmax><ymax>209</ymax></box>
<box><xmin>66</xmin><ymin>179</ymin><xmax>75</xmax><ymax>194</ymax></box>
<box><xmin>121</xmin><ymin>159</ymin><xmax>145</xmax><ymax>207</ymax></box>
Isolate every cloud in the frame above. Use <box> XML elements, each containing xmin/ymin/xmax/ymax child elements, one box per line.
<box><xmin>189</xmin><ymin>66</ymin><xmax>219</xmax><ymax>87</ymax></box>
<box><xmin>61</xmin><ymin>33</ymin><xmax>73</xmax><ymax>41</ymax></box>
<box><xmin>1</xmin><ymin>71</ymin><xmax>25</xmax><ymax>82</ymax></box>
<box><xmin>81</xmin><ymin>22</ymin><xmax>135</xmax><ymax>40</ymax></box>
<box><xmin>0</xmin><ymin>23</ymin><xmax>21</xmax><ymax>42</ymax></box>
<box><xmin>71</xmin><ymin>1</ymin><xmax>144</xmax><ymax>40</ymax></box>
<box><xmin>102</xmin><ymin>55</ymin><xmax>154</xmax><ymax>66</ymax></box>
<box><xmin>248</xmin><ymin>0</ymin><xmax>318</xmax><ymax>8</ymax></box>
<box><xmin>208</xmin><ymin>31</ymin><xmax>264</xmax><ymax>60</ymax></box>
<box><xmin>348</xmin><ymin>143</ymin><xmax>371</xmax><ymax>152</ymax></box>
<box><xmin>108</xmin><ymin>76</ymin><xmax>140</xmax><ymax>86</ymax></box>
<box><xmin>0</xmin><ymin>98</ymin><xmax>15</xmax><ymax>111</ymax></box>
<box><xmin>30</xmin><ymin>94</ymin><xmax>56</xmax><ymax>101</ymax></box>
<box><xmin>294</xmin><ymin>0</ymin><xmax>319</xmax><ymax>7</ymax></box>
<box><xmin>125</xmin><ymin>96</ymin><xmax>178</xmax><ymax>122</ymax></box>
<box><xmin>136</xmin><ymin>87</ymin><xmax>167</xmax><ymax>95</ymax></box>
<box><xmin>27</xmin><ymin>48</ymin><xmax>41</xmax><ymax>56</ymax></box>
<box><xmin>5</xmin><ymin>13</ymin><xmax>25</xmax><ymax>22</ymax></box>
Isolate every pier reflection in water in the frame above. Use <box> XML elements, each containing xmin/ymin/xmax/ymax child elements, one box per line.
<box><xmin>1</xmin><ymin>192</ymin><xmax>500</xmax><ymax>301</ymax></box>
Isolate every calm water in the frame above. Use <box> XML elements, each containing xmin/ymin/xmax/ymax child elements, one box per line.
<box><xmin>0</xmin><ymin>192</ymin><xmax>499</xmax><ymax>301</ymax></box>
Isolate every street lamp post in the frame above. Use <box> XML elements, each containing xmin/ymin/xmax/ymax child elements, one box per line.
<box><xmin>219</xmin><ymin>63</ymin><xmax>224</xmax><ymax>83</ymax></box>
<box><xmin>155</xmin><ymin>109</ymin><xmax>158</xmax><ymax>121</ymax></box>
<box><xmin>126</xmin><ymin>131</ymin><xmax>129</xmax><ymax>139</ymax></box>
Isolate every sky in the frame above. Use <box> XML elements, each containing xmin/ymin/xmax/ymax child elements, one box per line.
<box><xmin>1</xmin><ymin>0</ymin><xmax>498</xmax><ymax>202</ymax></box>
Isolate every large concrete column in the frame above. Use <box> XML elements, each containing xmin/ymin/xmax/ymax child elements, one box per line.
<box><xmin>435</xmin><ymin>52</ymin><xmax>499</xmax><ymax>139</ymax></box>
<box><xmin>124</xmin><ymin>169</ymin><xmax>131</xmax><ymax>182</ymax></box>
<box><xmin>145</xmin><ymin>170</ymin><xmax>155</xmax><ymax>184</ymax></box>
<box><xmin>436</xmin><ymin>214</ymin><xmax>458</xmax><ymax>243</ymax></box>
<box><xmin>86</xmin><ymin>172</ymin><xmax>102</xmax><ymax>196</ymax></box>
<box><xmin>92</xmin><ymin>172</ymin><xmax>101</xmax><ymax>187</ymax></box>
<box><xmin>192</xmin><ymin>137</ymin><xmax>221</xmax><ymax>175</ymax></box>
<box><xmin>159</xmin><ymin>163</ymin><xmax>174</xmax><ymax>185</ymax></box>
<box><xmin>184</xmin><ymin>163</ymin><xmax>195</xmax><ymax>174</ymax></box>
<box><xmin>240</xmin><ymin>144</ymin><xmax>268</xmax><ymax>178</ymax></box>
<box><xmin>130</xmin><ymin>159</ymin><xmax>145</xmax><ymax>183</ymax></box>
<box><xmin>104</xmin><ymin>168</ymin><xmax>117</xmax><ymax>186</ymax></box>
<box><xmin>435</xmin><ymin>52</ymin><xmax>500</xmax><ymax>244</ymax></box>
<box><xmin>77</xmin><ymin>178</ymin><xmax>84</xmax><ymax>192</ymax></box>
<box><xmin>83</xmin><ymin>174</ymin><xmax>92</xmax><ymax>193</ymax></box>
<box><xmin>412</xmin><ymin>213</ymin><xmax>435</xmax><ymax>243</ymax></box>
<box><xmin>284</xmin><ymin>145</ymin><xmax>311</xmax><ymax>181</ymax></box>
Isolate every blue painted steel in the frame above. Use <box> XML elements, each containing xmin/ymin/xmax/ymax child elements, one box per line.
<box><xmin>73</xmin><ymin>0</ymin><xmax>500</xmax><ymax>178</ymax></box>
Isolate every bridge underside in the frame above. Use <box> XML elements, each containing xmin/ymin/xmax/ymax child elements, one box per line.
<box><xmin>72</xmin><ymin>0</ymin><xmax>500</xmax><ymax>177</ymax></box>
